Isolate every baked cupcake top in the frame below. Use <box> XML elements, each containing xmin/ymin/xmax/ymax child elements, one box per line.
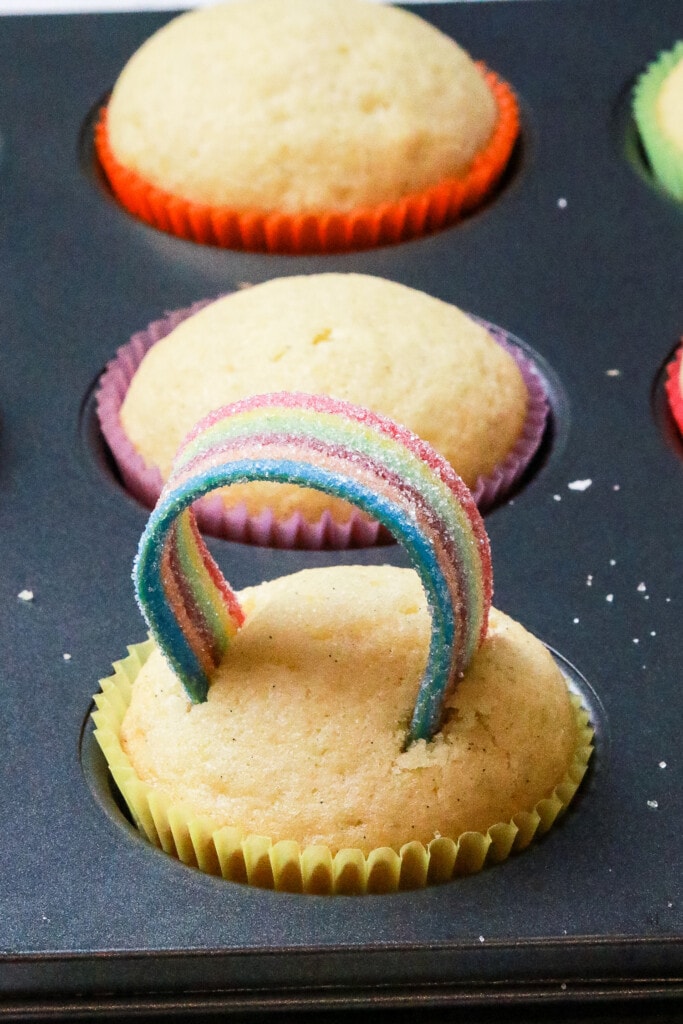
<box><xmin>122</xmin><ymin>565</ymin><xmax>579</xmax><ymax>855</ymax></box>
<box><xmin>105</xmin><ymin>0</ymin><xmax>498</xmax><ymax>215</ymax></box>
<box><xmin>118</xmin><ymin>274</ymin><xmax>530</xmax><ymax>523</ymax></box>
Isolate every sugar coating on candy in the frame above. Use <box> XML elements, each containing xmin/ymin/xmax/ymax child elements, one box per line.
<box><xmin>134</xmin><ymin>392</ymin><xmax>492</xmax><ymax>743</ymax></box>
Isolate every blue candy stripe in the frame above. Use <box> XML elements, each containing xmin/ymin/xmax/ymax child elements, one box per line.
<box><xmin>135</xmin><ymin>458</ymin><xmax>461</xmax><ymax>743</ymax></box>
<box><xmin>172</xmin><ymin>429</ymin><xmax>485</xmax><ymax>656</ymax></box>
<box><xmin>135</xmin><ymin>516</ymin><xmax>209</xmax><ymax>702</ymax></box>
<box><xmin>175</xmin><ymin>410</ymin><xmax>469</xmax><ymax>534</ymax></box>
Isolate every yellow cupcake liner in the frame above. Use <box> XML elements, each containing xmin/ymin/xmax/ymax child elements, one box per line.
<box><xmin>92</xmin><ymin>639</ymin><xmax>594</xmax><ymax>895</ymax></box>
<box><xmin>633</xmin><ymin>41</ymin><xmax>683</xmax><ymax>202</ymax></box>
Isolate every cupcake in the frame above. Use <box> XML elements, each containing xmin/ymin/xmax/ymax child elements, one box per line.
<box><xmin>95</xmin><ymin>0</ymin><xmax>519</xmax><ymax>252</ymax></box>
<box><xmin>633</xmin><ymin>41</ymin><xmax>683</xmax><ymax>201</ymax></box>
<box><xmin>97</xmin><ymin>274</ymin><xmax>548</xmax><ymax>547</ymax></box>
<box><xmin>665</xmin><ymin>339</ymin><xmax>683</xmax><ymax>435</ymax></box>
<box><xmin>92</xmin><ymin>393</ymin><xmax>593</xmax><ymax>894</ymax></box>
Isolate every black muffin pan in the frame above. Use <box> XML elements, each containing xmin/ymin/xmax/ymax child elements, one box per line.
<box><xmin>0</xmin><ymin>1</ymin><xmax>681</xmax><ymax>1018</ymax></box>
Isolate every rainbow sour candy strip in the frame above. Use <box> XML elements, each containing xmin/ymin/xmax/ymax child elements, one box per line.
<box><xmin>134</xmin><ymin>393</ymin><xmax>492</xmax><ymax>743</ymax></box>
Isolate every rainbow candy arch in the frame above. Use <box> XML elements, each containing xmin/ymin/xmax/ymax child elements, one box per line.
<box><xmin>133</xmin><ymin>392</ymin><xmax>493</xmax><ymax>744</ymax></box>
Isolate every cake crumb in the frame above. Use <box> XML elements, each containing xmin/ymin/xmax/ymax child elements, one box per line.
<box><xmin>613</xmin><ymin>484</ymin><xmax>621</xmax><ymax>491</ymax></box>
<box><xmin>606</xmin><ymin>369</ymin><xmax>621</xmax><ymax>377</ymax></box>
<box><xmin>647</xmin><ymin>800</ymin><xmax>659</xmax><ymax>809</ymax></box>
<box><xmin>17</xmin><ymin>589</ymin><xmax>34</xmax><ymax>602</ymax></box>
<box><xmin>553</xmin><ymin>494</ymin><xmax>562</xmax><ymax>502</ymax></box>
<box><xmin>637</xmin><ymin>582</ymin><xmax>647</xmax><ymax>593</ymax></box>
<box><xmin>650</xmin><ymin>631</ymin><xmax>656</xmax><ymax>637</ymax></box>
<box><xmin>557</xmin><ymin>197</ymin><xmax>568</xmax><ymax>209</ymax></box>
<box><xmin>609</xmin><ymin>559</ymin><xmax>616</xmax><ymax>566</ymax></box>
<box><xmin>478</xmin><ymin>935</ymin><xmax>485</xmax><ymax>943</ymax></box>
<box><xmin>659</xmin><ymin>761</ymin><xmax>667</xmax><ymax>769</ymax></box>
<box><xmin>586</xmin><ymin>574</ymin><xmax>593</xmax><ymax>586</ymax></box>
<box><xmin>606</xmin><ymin>594</ymin><xmax>614</xmax><ymax>603</ymax></box>
<box><xmin>568</xmin><ymin>479</ymin><xmax>592</xmax><ymax>491</ymax></box>
<box><xmin>63</xmin><ymin>653</ymin><xmax>72</xmax><ymax>662</ymax></box>
<box><xmin>633</xmin><ymin>638</ymin><xmax>640</xmax><ymax>644</ymax></box>
<box><xmin>573</xmin><ymin>617</ymin><xmax>579</xmax><ymax>624</ymax></box>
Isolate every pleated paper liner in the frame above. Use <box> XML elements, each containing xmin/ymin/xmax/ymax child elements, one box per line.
<box><xmin>665</xmin><ymin>341</ymin><xmax>683</xmax><ymax>435</ymax></box>
<box><xmin>95</xmin><ymin>304</ymin><xmax>548</xmax><ymax>549</ymax></box>
<box><xmin>94</xmin><ymin>68</ymin><xmax>519</xmax><ymax>254</ymax></box>
<box><xmin>632</xmin><ymin>41</ymin><xmax>683</xmax><ymax>202</ymax></box>
<box><xmin>92</xmin><ymin>639</ymin><xmax>594</xmax><ymax>896</ymax></box>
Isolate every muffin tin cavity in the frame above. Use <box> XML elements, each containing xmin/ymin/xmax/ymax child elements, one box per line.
<box><xmin>78</xmin><ymin>370</ymin><xmax>135</xmax><ymax>505</ymax></box>
<box><xmin>78</xmin><ymin>93</ymin><xmax>112</xmax><ymax>196</ymax></box>
<box><xmin>80</xmin><ymin>703</ymin><xmax>137</xmax><ymax>836</ymax></box>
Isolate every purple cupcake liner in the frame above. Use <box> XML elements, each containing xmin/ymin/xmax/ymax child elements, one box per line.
<box><xmin>96</xmin><ymin>299</ymin><xmax>549</xmax><ymax>549</ymax></box>
<box><xmin>468</xmin><ymin>315</ymin><xmax>549</xmax><ymax>511</ymax></box>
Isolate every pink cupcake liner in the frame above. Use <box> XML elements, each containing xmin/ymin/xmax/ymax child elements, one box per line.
<box><xmin>468</xmin><ymin>315</ymin><xmax>549</xmax><ymax>511</ymax></box>
<box><xmin>665</xmin><ymin>341</ymin><xmax>683</xmax><ymax>437</ymax></box>
<box><xmin>96</xmin><ymin>300</ymin><xmax>549</xmax><ymax>549</ymax></box>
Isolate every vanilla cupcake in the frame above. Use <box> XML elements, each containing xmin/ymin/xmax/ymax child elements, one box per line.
<box><xmin>97</xmin><ymin>274</ymin><xmax>547</xmax><ymax>546</ymax></box>
<box><xmin>100</xmin><ymin>567</ymin><xmax>589</xmax><ymax>889</ymax></box>
<box><xmin>92</xmin><ymin>393</ymin><xmax>592</xmax><ymax>894</ymax></box>
<box><xmin>95</xmin><ymin>0</ymin><xmax>519</xmax><ymax>252</ymax></box>
<box><xmin>633</xmin><ymin>41</ymin><xmax>683</xmax><ymax>201</ymax></box>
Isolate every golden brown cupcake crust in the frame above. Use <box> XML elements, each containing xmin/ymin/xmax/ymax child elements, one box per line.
<box><xmin>121</xmin><ymin>565</ymin><xmax>578</xmax><ymax>855</ymax></box>
<box><xmin>120</xmin><ymin>274</ymin><xmax>529</xmax><ymax>523</ymax></box>
<box><xmin>106</xmin><ymin>0</ymin><xmax>498</xmax><ymax>213</ymax></box>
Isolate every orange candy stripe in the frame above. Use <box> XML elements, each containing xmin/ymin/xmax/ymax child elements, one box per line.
<box><xmin>95</xmin><ymin>68</ymin><xmax>519</xmax><ymax>254</ymax></box>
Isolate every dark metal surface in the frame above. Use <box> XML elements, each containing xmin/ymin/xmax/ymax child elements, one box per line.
<box><xmin>0</xmin><ymin>0</ymin><xmax>681</xmax><ymax>1016</ymax></box>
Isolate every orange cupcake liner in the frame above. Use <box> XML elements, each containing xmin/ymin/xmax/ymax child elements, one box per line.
<box><xmin>94</xmin><ymin>67</ymin><xmax>519</xmax><ymax>254</ymax></box>
<box><xmin>665</xmin><ymin>341</ymin><xmax>683</xmax><ymax>436</ymax></box>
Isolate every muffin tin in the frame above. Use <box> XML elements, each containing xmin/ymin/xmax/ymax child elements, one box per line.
<box><xmin>0</xmin><ymin>0</ymin><xmax>681</xmax><ymax>1017</ymax></box>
